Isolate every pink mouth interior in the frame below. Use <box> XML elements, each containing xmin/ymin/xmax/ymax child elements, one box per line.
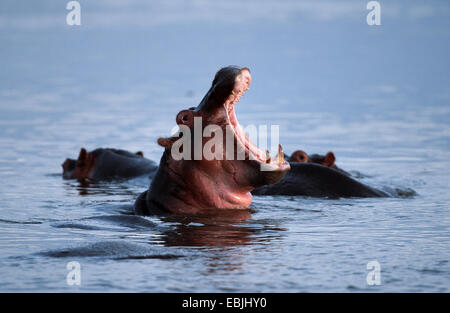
<box><xmin>224</xmin><ymin>69</ymin><xmax>268</xmax><ymax>163</ymax></box>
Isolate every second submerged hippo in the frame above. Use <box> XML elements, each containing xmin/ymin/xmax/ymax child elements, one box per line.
<box><xmin>253</xmin><ymin>151</ymin><xmax>387</xmax><ymax>198</ymax></box>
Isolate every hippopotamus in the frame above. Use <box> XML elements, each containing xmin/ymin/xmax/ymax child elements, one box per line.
<box><xmin>62</xmin><ymin>148</ymin><xmax>158</xmax><ymax>182</ymax></box>
<box><xmin>134</xmin><ymin>66</ymin><xmax>291</xmax><ymax>215</ymax></box>
<box><xmin>252</xmin><ymin>159</ymin><xmax>387</xmax><ymax>198</ymax></box>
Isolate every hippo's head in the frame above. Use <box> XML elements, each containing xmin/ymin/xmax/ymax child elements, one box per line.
<box><xmin>146</xmin><ymin>66</ymin><xmax>290</xmax><ymax>214</ymax></box>
<box><xmin>61</xmin><ymin>148</ymin><xmax>97</xmax><ymax>182</ymax></box>
<box><xmin>290</xmin><ymin>150</ymin><xmax>336</xmax><ymax>168</ymax></box>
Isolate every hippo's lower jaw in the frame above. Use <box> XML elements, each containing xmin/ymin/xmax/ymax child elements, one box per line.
<box><xmin>136</xmin><ymin>66</ymin><xmax>290</xmax><ymax>215</ymax></box>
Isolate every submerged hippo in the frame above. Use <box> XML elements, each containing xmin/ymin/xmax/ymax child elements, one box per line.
<box><xmin>252</xmin><ymin>162</ymin><xmax>387</xmax><ymax>198</ymax></box>
<box><xmin>62</xmin><ymin>148</ymin><xmax>158</xmax><ymax>182</ymax></box>
<box><xmin>254</xmin><ymin>149</ymin><xmax>387</xmax><ymax>198</ymax></box>
<box><xmin>135</xmin><ymin>66</ymin><xmax>291</xmax><ymax>215</ymax></box>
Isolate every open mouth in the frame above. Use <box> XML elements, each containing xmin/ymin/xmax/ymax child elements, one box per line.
<box><xmin>224</xmin><ymin>68</ymin><xmax>287</xmax><ymax>168</ymax></box>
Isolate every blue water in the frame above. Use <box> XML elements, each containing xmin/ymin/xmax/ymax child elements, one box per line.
<box><xmin>0</xmin><ymin>0</ymin><xmax>449</xmax><ymax>292</ymax></box>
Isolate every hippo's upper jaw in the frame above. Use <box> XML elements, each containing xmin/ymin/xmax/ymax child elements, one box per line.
<box><xmin>140</xmin><ymin>66</ymin><xmax>290</xmax><ymax>215</ymax></box>
<box><xmin>197</xmin><ymin>66</ymin><xmax>290</xmax><ymax>174</ymax></box>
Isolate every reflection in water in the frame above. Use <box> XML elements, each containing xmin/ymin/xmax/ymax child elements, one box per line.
<box><xmin>160</xmin><ymin>210</ymin><xmax>253</xmax><ymax>247</ymax></box>
<box><xmin>158</xmin><ymin>209</ymin><xmax>286</xmax><ymax>274</ymax></box>
<box><xmin>62</xmin><ymin>179</ymin><xmax>144</xmax><ymax>197</ymax></box>
<box><xmin>76</xmin><ymin>180</ymin><xmax>94</xmax><ymax>195</ymax></box>
<box><xmin>159</xmin><ymin>209</ymin><xmax>285</xmax><ymax>247</ymax></box>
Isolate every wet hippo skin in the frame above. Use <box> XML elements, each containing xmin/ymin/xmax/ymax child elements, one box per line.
<box><xmin>252</xmin><ymin>162</ymin><xmax>388</xmax><ymax>198</ymax></box>
<box><xmin>62</xmin><ymin>148</ymin><xmax>158</xmax><ymax>182</ymax></box>
<box><xmin>135</xmin><ymin>66</ymin><xmax>290</xmax><ymax>215</ymax></box>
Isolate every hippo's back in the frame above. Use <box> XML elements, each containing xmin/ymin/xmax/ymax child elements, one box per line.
<box><xmin>252</xmin><ymin>163</ymin><xmax>387</xmax><ymax>198</ymax></box>
<box><xmin>91</xmin><ymin>148</ymin><xmax>158</xmax><ymax>180</ymax></box>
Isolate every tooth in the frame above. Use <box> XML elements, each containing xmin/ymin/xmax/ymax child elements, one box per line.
<box><xmin>266</xmin><ymin>149</ymin><xmax>271</xmax><ymax>163</ymax></box>
<box><xmin>231</xmin><ymin>90</ymin><xmax>236</xmax><ymax>95</ymax></box>
<box><xmin>278</xmin><ymin>144</ymin><xmax>284</xmax><ymax>164</ymax></box>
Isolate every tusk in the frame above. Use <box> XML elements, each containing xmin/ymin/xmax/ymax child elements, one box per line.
<box><xmin>266</xmin><ymin>149</ymin><xmax>271</xmax><ymax>163</ymax></box>
<box><xmin>277</xmin><ymin>144</ymin><xmax>284</xmax><ymax>164</ymax></box>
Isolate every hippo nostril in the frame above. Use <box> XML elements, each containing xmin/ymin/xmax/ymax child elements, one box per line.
<box><xmin>176</xmin><ymin>109</ymin><xmax>195</xmax><ymax>126</ymax></box>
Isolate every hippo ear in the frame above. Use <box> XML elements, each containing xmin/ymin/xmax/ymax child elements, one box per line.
<box><xmin>291</xmin><ymin>150</ymin><xmax>309</xmax><ymax>162</ymax></box>
<box><xmin>176</xmin><ymin>109</ymin><xmax>195</xmax><ymax>127</ymax></box>
<box><xmin>157</xmin><ymin>137</ymin><xmax>178</xmax><ymax>149</ymax></box>
<box><xmin>323</xmin><ymin>152</ymin><xmax>336</xmax><ymax>167</ymax></box>
<box><xmin>74</xmin><ymin>148</ymin><xmax>95</xmax><ymax>182</ymax></box>
<box><xmin>77</xmin><ymin>148</ymin><xmax>88</xmax><ymax>165</ymax></box>
<box><xmin>135</xmin><ymin>151</ymin><xmax>144</xmax><ymax>157</ymax></box>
